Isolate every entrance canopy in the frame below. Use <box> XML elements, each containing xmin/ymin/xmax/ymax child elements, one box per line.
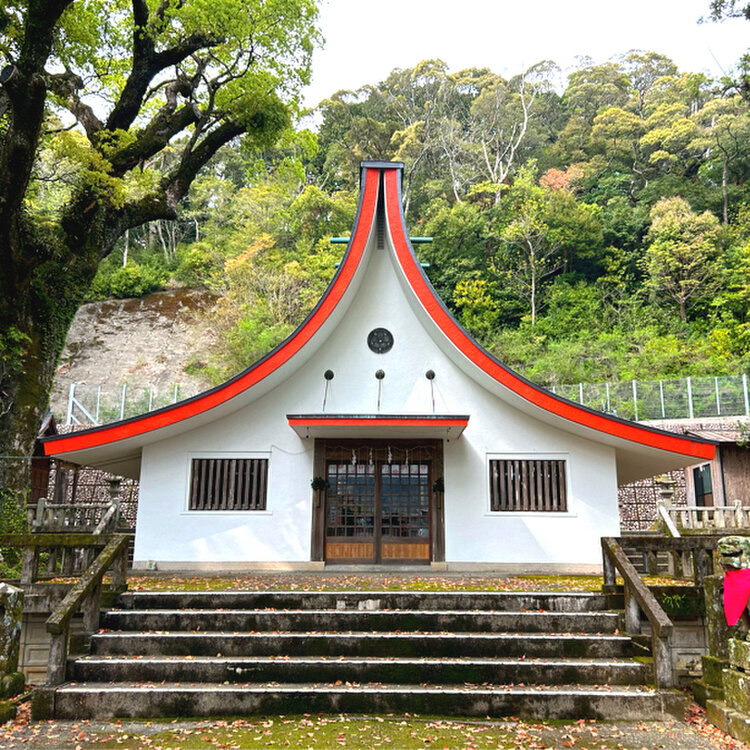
<box><xmin>287</xmin><ymin>414</ymin><xmax>469</xmax><ymax>439</ymax></box>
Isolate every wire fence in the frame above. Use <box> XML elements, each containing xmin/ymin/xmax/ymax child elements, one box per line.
<box><xmin>549</xmin><ymin>373</ymin><xmax>750</xmax><ymax>422</ymax></box>
<box><xmin>56</xmin><ymin>374</ymin><xmax>750</xmax><ymax>427</ymax></box>
<box><xmin>59</xmin><ymin>382</ymin><xmax>200</xmax><ymax>427</ymax></box>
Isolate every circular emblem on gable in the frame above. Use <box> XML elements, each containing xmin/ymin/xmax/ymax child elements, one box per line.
<box><xmin>367</xmin><ymin>327</ymin><xmax>394</xmax><ymax>354</ymax></box>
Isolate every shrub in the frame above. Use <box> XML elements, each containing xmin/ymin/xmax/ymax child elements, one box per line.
<box><xmin>89</xmin><ymin>262</ymin><xmax>167</xmax><ymax>299</ymax></box>
<box><xmin>0</xmin><ymin>491</ymin><xmax>27</xmax><ymax>578</ymax></box>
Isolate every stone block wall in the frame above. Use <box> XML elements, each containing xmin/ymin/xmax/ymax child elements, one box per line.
<box><xmin>695</xmin><ymin>574</ymin><xmax>750</xmax><ymax>744</ymax></box>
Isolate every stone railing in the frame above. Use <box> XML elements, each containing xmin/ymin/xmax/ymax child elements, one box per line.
<box><xmin>601</xmin><ymin>537</ymin><xmax>675</xmax><ymax>687</ymax></box>
<box><xmin>620</xmin><ymin>533</ymin><xmax>723</xmax><ymax>582</ymax></box>
<box><xmin>28</xmin><ymin>478</ymin><xmax>123</xmax><ymax>535</ymax></box>
<box><xmin>0</xmin><ymin>532</ymin><xmax>129</xmax><ymax>716</ymax></box>
<box><xmin>659</xmin><ymin>501</ymin><xmax>750</xmax><ymax>535</ymax></box>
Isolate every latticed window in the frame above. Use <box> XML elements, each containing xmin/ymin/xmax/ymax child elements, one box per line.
<box><xmin>189</xmin><ymin>458</ymin><xmax>268</xmax><ymax>511</ymax></box>
<box><xmin>489</xmin><ymin>459</ymin><xmax>567</xmax><ymax>512</ymax></box>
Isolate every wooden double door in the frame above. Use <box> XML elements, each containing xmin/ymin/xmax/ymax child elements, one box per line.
<box><xmin>312</xmin><ymin>440</ymin><xmax>443</xmax><ymax>564</ymax></box>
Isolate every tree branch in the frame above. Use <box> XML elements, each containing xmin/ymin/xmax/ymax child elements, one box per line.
<box><xmin>47</xmin><ymin>70</ymin><xmax>104</xmax><ymax>138</ymax></box>
<box><xmin>109</xmin><ymin>102</ymin><xmax>201</xmax><ymax>175</ymax></box>
<box><xmin>163</xmin><ymin>119</ymin><xmax>244</xmax><ymax>209</ymax></box>
<box><xmin>0</xmin><ymin>0</ymin><xmax>75</xmax><ymax>231</ymax></box>
<box><xmin>107</xmin><ymin>2</ymin><xmax>219</xmax><ymax>134</ymax></box>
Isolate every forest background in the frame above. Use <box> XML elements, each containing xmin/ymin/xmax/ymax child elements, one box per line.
<box><xmin>88</xmin><ymin>49</ymin><xmax>750</xmax><ymax>389</ymax></box>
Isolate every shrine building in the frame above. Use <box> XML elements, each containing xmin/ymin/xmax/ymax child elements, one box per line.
<box><xmin>43</xmin><ymin>162</ymin><xmax>716</xmax><ymax>571</ymax></box>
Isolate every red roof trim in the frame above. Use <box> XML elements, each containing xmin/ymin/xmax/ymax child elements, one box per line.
<box><xmin>288</xmin><ymin>416</ymin><xmax>469</xmax><ymax>428</ymax></box>
<box><xmin>44</xmin><ymin>168</ymin><xmax>381</xmax><ymax>457</ymax></box>
<box><xmin>382</xmin><ymin>168</ymin><xmax>715</xmax><ymax>461</ymax></box>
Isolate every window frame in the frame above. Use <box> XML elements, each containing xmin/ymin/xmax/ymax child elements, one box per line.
<box><xmin>486</xmin><ymin>453</ymin><xmax>571</xmax><ymax>515</ymax></box>
<box><xmin>184</xmin><ymin>452</ymin><xmax>272</xmax><ymax>514</ymax></box>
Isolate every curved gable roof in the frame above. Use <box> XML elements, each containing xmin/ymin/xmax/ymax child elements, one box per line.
<box><xmin>45</xmin><ymin>161</ymin><xmax>715</xmax><ymax>470</ymax></box>
<box><xmin>381</xmin><ymin>167</ymin><xmax>714</xmax><ymax>462</ymax></box>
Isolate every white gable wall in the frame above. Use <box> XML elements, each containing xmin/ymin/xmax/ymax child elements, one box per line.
<box><xmin>134</xmin><ymin>235</ymin><xmax>620</xmax><ymax>567</ymax></box>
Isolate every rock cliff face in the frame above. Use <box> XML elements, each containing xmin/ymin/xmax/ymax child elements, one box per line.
<box><xmin>50</xmin><ymin>289</ymin><xmax>215</xmax><ymax>420</ymax></box>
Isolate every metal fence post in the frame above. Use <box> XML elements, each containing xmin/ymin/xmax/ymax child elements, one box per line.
<box><xmin>686</xmin><ymin>376</ymin><xmax>694</xmax><ymax>419</ymax></box>
<box><xmin>579</xmin><ymin>382</ymin><xmax>584</xmax><ymax>405</ymax></box>
<box><xmin>120</xmin><ymin>383</ymin><xmax>127</xmax><ymax>420</ymax></box>
<box><xmin>657</xmin><ymin>380</ymin><xmax>664</xmax><ymax>419</ymax></box>
<box><xmin>605</xmin><ymin>382</ymin><xmax>611</xmax><ymax>413</ymax></box>
<box><xmin>744</xmin><ymin>373</ymin><xmax>749</xmax><ymax>416</ymax></box>
<box><xmin>66</xmin><ymin>384</ymin><xmax>76</xmax><ymax>426</ymax></box>
<box><xmin>632</xmin><ymin>379</ymin><xmax>638</xmax><ymax>421</ymax></box>
<box><xmin>715</xmin><ymin>376</ymin><xmax>721</xmax><ymax>416</ymax></box>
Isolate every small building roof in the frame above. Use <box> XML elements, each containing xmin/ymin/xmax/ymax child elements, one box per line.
<box><xmin>687</xmin><ymin>428</ymin><xmax>748</xmax><ymax>444</ymax></box>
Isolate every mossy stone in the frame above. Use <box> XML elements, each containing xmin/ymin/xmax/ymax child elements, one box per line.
<box><xmin>0</xmin><ymin>672</ymin><xmax>24</xmax><ymax>699</ymax></box>
<box><xmin>728</xmin><ymin>638</ymin><xmax>750</xmax><ymax>671</ymax></box>
<box><xmin>701</xmin><ymin>654</ymin><xmax>729</xmax><ymax>687</ymax></box>
<box><xmin>0</xmin><ymin>699</ymin><xmax>16</xmax><ymax>725</ymax></box>
<box><xmin>723</xmin><ymin>667</ymin><xmax>750</xmax><ymax>714</ymax></box>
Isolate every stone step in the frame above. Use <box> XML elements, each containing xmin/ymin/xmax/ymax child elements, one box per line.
<box><xmin>90</xmin><ymin>631</ymin><xmax>642</xmax><ymax>659</ymax></box>
<box><xmin>69</xmin><ymin>654</ymin><xmax>652</xmax><ymax>686</ymax></box>
<box><xmin>118</xmin><ymin>590</ymin><xmax>617</xmax><ymax>612</ymax></box>
<box><xmin>100</xmin><ymin>608</ymin><xmax>621</xmax><ymax>634</ymax></box>
<box><xmin>49</xmin><ymin>682</ymin><xmax>685</xmax><ymax>721</ymax></box>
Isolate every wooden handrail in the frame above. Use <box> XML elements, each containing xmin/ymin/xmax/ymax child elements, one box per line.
<box><xmin>93</xmin><ymin>504</ymin><xmax>119</xmax><ymax>534</ymax></box>
<box><xmin>602</xmin><ymin>536</ymin><xmax>675</xmax><ymax>687</ymax></box>
<box><xmin>0</xmin><ymin>533</ymin><xmax>115</xmax><ymax>547</ymax></box>
<box><xmin>46</xmin><ymin>534</ymin><xmax>129</xmax><ymax>635</ymax></box>
<box><xmin>602</xmin><ymin>538</ymin><xmax>673</xmax><ymax>638</ymax></box>
<box><xmin>43</xmin><ymin>533</ymin><xmax>129</xmax><ymax>686</ymax></box>
<box><xmin>656</xmin><ymin>501</ymin><xmax>681</xmax><ymax>538</ymax></box>
<box><xmin>619</xmin><ymin>533</ymin><xmax>747</xmax><ymax>550</ymax></box>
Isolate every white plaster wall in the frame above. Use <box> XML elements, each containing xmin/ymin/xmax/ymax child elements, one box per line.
<box><xmin>134</xmin><ymin>239</ymin><xmax>620</xmax><ymax>565</ymax></box>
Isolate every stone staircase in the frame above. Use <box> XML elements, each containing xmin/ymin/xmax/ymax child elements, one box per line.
<box><xmin>42</xmin><ymin>590</ymin><xmax>686</xmax><ymax>720</ymax></box>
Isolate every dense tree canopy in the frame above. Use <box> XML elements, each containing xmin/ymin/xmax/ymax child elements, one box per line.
<box><xmin>137</xmin><ymin>47</ymin><xmax>750</xmax><ymax>391</ymax></box>
<box><xmin>3</xmin><ymin>0</ymin><xmax>750</xmax><ymax>504</ymax></box>
<box><xmin>0</xmin><ymin>0</ymin><xmax>320</xmax><ymax>493</ymax></box>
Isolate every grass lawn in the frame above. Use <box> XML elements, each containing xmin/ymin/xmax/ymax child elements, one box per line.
<box><xmin>122</xmin><ymin>573</ymin><xmax>692</xmax><ymax>593</ymax></box>
<box><xmin>1</xmin><ymin>705</ymin><xmax>744</xmax><ymax>749</ymax></box>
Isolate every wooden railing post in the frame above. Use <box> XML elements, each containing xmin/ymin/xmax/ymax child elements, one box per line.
<box><xmin>652</xmin><ymin>631</ymin><xmax>675</xmax><ymax>688</ymax></box>
<box><xmin>112</xmin><ymin>545</ymin><xmax>127</xmax><ymax>590</ymax></box>
<box><xmin>81</xmin><ymin>582</ymin><xmax>101</xmax><ymax>633</ymax></box>
<box><xmin>601</xmin><ymin>540</ymin><xmax>616</xmax><ymax>589</ymax></box>
<box><xmin>623</xmin><ymin>583</ymin><xmax>641</xmax><ymax>633</ymax></box>
<box><xmin>20</xmin><ymin>545</ymin><xmax>39</xmax><ymax>586</ymax></box>
<box><xmin>46</xmin><ymin>632</ymin><xmax>68</xmax><ymax>686</ymax></box>
<box><xmin>694</xmin><ymin>548</ymin><xmax>711</xmax><ymax>585</ymax></box>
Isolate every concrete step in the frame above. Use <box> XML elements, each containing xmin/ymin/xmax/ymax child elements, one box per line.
<box><xmin>90</xmin><ymin>631</ymin><xmax>642</xmax><ymax>659</ymax></box>
<box><xmin>100</xmin><ymin>608</ymin><xmax>622</xmax><ymax>634</ymax></box>
<box><xmin>69</xmin><ymin>655</ymin><xmax>652</xmax><ymax>686</ymax></box>
<box><xmin>49</xmin><ymin>681</ymin><xmax>686</xmax><ymax>721</ymax></box>
<box><xmin>118</xmin><ymin>590</ymin><xmax>617</xmax><ymax>612</ymax></box>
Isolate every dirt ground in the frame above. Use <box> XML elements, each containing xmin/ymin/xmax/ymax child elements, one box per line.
<box><xmin>1</xmin><ymin>702</ymin><xmax>747</xmax><ymax>750</ymax></box>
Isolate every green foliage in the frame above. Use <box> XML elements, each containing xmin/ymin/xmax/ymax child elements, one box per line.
<box><xmin>644</xmin><ymin>197</ymin><xmax>723</xmax><ymax>322</ymax></box>
<box><xmin>0</xmin><ymin>490</ymin><xmax>27</xmax><ymax>578</ymax></box>
<box><xmin>42</xmin><ymin>42</ymin><xmax>750</xmax><ymax>390</ymax></box>
<box><xmin>89</xmin><ymin>262</ymin><xmax>168</xmax><ymax>300</ymax></box>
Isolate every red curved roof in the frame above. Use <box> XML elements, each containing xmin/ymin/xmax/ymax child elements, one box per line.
<box><xmin>44</xmin><ymin>166</ymin><xmax>380</xmax><ymax>456</ymax></box>
<box><xmin>381</xmin><ymin>167</ymin><xmax>713</xmax><ymax>460</ymax></box>
<box><xmin>45</xmin><ymin>161</ymin><xmax>715</xmax><ymax>463</ymax></box>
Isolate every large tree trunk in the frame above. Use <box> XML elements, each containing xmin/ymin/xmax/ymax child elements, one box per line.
<box><xmin>0</xmin><ymin>237</ymin><xmax>99</xmax><ymax>501</ymax></box>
